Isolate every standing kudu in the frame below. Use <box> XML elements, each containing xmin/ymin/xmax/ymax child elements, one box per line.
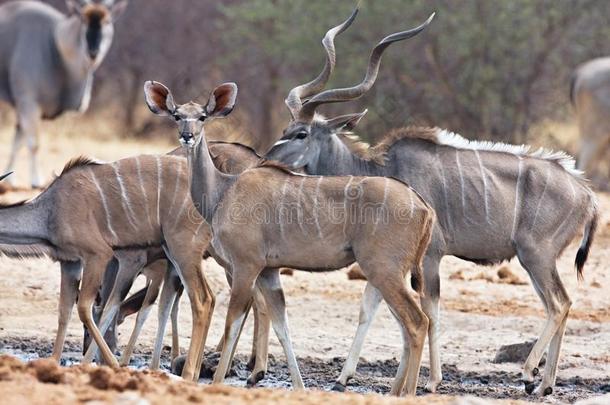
<box><xmin>571</xmin><ymin>57</ymin><xmax>610</xmax><ymax>187</ymax></box>
<box><xmin>266</xmin><ymin>16</ymin><xmax>599</xmax><ymax>396</ymax></box>
<box><xmin>0</xmin><ymin>0</ymin><xmax>128</xmax><ymax>188</ymax></box>
<box><xmin>144</xmin><ymin>72</ymin><xmax>435</xmax><ymax>395</ymax></box>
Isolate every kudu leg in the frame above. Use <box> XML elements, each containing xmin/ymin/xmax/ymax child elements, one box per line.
<box><xmin>78</xmin><ymin>254</ymin><xmax>120</xmax><ymax>368</ymax></box>
<box><xmin>517</xmin><ymin>248</ymin><xmax>571</xmax><ymax>395</ymax></box>
<box><xmin>4</xmin><ymin>123</ymin><xmax>25</xmax><ymax>187</ymax></box>
<box><xmin>52</xmin><ymin>261</ymin><xmax>82</xmax><ymax>362</ymax></box>
<box><xmin>247</xmin><ymin>288</ymin><xmax>271</xmax><ymax>387</ymax></box>
<box><xmin>360</xmin><ymin>261</ymin><xmax>428</xmax><ymax>396</ymax></box>
<box><xmin>165</xmin><ymin>247</ymin><xmax>215</xmax><ymax>382</ymax></box>
<box><xmin>170</xmin><ymin>285</ymin><xmax>183</xmax><ymax>362</ymax></box>
<box><xmin>120</xmin><ymin>273</ymin><xmax>163</xmax><ymax>366</ymax></box>
<box><xmin>254</xmin><ymin>269</ymin><xmax>304</xmax><ymax>390</ymax></box>
<box><xmin>213</xmin><ymin>265</ymin><xmax>260</xmax><ymax>385</ymax></box>
<box><xmin>420</xmin><ymin>256</ymin><xmax>443</xmax><ymax>393</ymax></box>
<box><xmin>83</xmin><ymin>254</ymin><xmax>143</xmax><ymax>364</ymax></box>
<box><xmin>333</xmin><ymin>282</ymin><xmax>383</xmax><ymax>391</ymax></box>
<box><xmin>151</xmin><ymin>264</ymin><xmax>181</xmax><ymax>370</ymax></box>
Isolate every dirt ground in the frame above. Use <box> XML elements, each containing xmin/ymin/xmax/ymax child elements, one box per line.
<box><xmin>0</xmin><ymin>120</ymin><xmax>608</xmax><ymax>404</ymax></box>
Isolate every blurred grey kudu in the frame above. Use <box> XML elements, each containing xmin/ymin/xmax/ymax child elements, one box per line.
<box><xmin>266</xmin><ymin>14</ymin><xmax>599</xmax><ymax>396</ymax></box>
<box><xmin>0</xmin><ymin>0</ymin><xmax>128</xmax><ymax>188</ymax></box>
<box><xmin>571</xmin><ymin>57</ymin><xmax>610</xmax><ymax>186</ymax></box>
<box><xmin>144</xmin><ymin>74</ymin><xmax>435</xmax><ymax>395</ymax></box>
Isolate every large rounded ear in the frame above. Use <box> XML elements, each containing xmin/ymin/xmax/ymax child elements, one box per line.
<box><xmin>205</xmin><ymin>83</ymin><xmax>238</xmax><ymax>118</ymax></box>
<box><xmin>144</xmin><ymin>81</ymin><xmax>176</xmax><ymax>116</ymax></box>
<box><xmin>326</xmin><ymin>110</ymin><xmax>368</xmax><ymax>131</ymax></box>
<box><xmin>110</xmin><ymin>0</ymin><xmax>129</xmax><ymax>19</ymax></box>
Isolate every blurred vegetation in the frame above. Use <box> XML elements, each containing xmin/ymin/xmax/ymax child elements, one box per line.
<box><xmin>4</xmin><ymin>0</ymin><xmax>610</xmax><ymax>152</ymax></box>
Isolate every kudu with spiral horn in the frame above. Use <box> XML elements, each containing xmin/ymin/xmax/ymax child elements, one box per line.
<box><xmin>267</xmin><ymin>11</ymin><xmax>598</xmax><ymax>396</ymax></box>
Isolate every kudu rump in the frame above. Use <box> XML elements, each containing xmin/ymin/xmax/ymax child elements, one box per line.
<box><xmin>0</xmin><ymin>0</ymin><xmax>127</xmax><ymax>188</ymax></box>
<box><xmin>144</xmin><ymin>64</ymin><xmax>435</xmax><ymax>395</ymax></box>
<box><xmin>266</xmin><ymin>11</ymin><xmax>599</xmax><ymax>396</ymax></box>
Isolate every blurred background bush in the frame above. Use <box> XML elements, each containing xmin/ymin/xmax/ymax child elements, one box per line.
<box><xmin>1</xmin><ymin>0</ymin><xmax>609</xmax><ymax>153</ymax></box>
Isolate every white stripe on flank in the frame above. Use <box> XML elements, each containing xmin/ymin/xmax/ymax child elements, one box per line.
<box><xmin>531</xmin><ymin>166</ymin><xmax>551</xmax><ymax>230</ymax></box>
<box><xmin>409</xmin><ymin>190</ymin><xmax>415</xmax><ymax>219</ymax></box>
<box><xmin>313</xmin><ymin>177</ymin><xmax>324</xmax><ymax>239</ymax></box>
<box><xmin>455</xmin><ymin>150</ymin><xmax>466</xmax><ymax>216</ymax></box>
<box><xmin>553</xmin><ymin>174</ymin><xmax>577</xmax><ymax>237</ymax></box>
<box><xmin>279</xmin><ymin>178</ymin><xmax>290</xmax><ymax>239</ymax></box>
<box><xmin>511</xmin><ymin>157</ymin><xmax>524</xmax><ymax>240</ymax></box>
<box><xmin>371</xmin><ymin>178</ymin><xmax>389</xmax><ymax>236</ymax></box>
<box><xmin>89</xmin><ymin>169</ymin><xmax>118</xmax><ymax>243</ymax></box>
<box><xmin>156</xmin><ymin>156</ymin><xmax>162</xmax><ymax>227</ymax></box>
<box><xmin>112</xmin><ymin>162</ymin><xmax>138</xmax><ymax>230</ymax></box>
<box><xmin>135</xmin><ymin>157</ymin><xmax>155</xmax><ymax>231</ymax></box>
<box><xmin>437</xmin><ymin>147</ymin><xmax>452</xmax><ymax>230</ymax></box>
<box><xmin>474</xmin><ymin>150</ymin><xmax>490</xmax><ymax>224</ymax></box>
<box><xmin>297</xmin><ymin>177</ymin><xmax>306</xmax><ymax>235</ymax></box>
<box><xmin>169</xmin><ymin>161</ymin><xmax>182</xmax><ymax>216</ymax></box>
<box><xmin>343</xmin><ymin>176</ymin><xmax>354</xmax><ymax>237</ymax></box>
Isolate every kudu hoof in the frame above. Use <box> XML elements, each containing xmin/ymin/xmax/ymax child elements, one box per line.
<box><xmin>331</xmin><ymin>382</ymin><xmax>347</xmax><ymax>392</ymax></box>
<box><xmin>532</xmin><ymin>367</ymin><xmax>539</xmax><ymax>376</ymax></box>
<box><xmin>524</xmin><ymin>381</ymin><xmax>537</xmax><ymax>395</ymax></box>
<box><xmin>246</xmin><ymin>370</ymin><xmax>266</xmax><ymax>387</ymax></box>
<box><xmin>246</xmin><ymin>356</ymin><xmax>256</xmax><ymax>372</ymax></box>
<box><xmin>543</xmin><ymin>386</ymin><xmax>553</xmax><ymax>396</ymax></box>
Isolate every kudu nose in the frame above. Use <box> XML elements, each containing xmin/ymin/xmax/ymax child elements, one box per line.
<box><xmin>181</xmin><ymin>132</ymin><xmax>195</xmax><ymax>144</ymax></box>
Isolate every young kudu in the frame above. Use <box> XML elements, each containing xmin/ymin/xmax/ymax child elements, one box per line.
<box><xmin>0</xmin><ymin>0</ymin><xmax>128</xmax><ymax>188</ymax></box>
<box><xmin>0</xmin><ymin>152</ymin><xmax>226</xmax><ymax>381</ymax></box>
<box><xmin>266</xmin><ymin>18</ymin><xmax>599</xmax><ymax>396</ymax></box>
<box><xmin>144</xmin><ymin>75</ymin><xmax>435</xmax><ymax>395</ymax></box>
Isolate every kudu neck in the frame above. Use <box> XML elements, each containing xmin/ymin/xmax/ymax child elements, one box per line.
<box><xmin>186</xmin><ymin>135</ymin><xmax>237</xmax><ymax>224</ymax></box>
<box><xmin>312</xmin><ymin>135</ymin><xmax>387</xmax><ymax>177</ymax></box>
<box><xmin>54</xmin><ymin>16</ymin><xmax>95</xmax><ymax>77</ymax></box>
<box><xmin>0</xmin><ymin>198</ymin><xmax>50</xmax><ymax>245</ymax></box>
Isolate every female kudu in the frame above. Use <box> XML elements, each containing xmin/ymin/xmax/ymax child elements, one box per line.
<box><xmin>144</xmin><ymin>72</ymin><xmax>435</xmax><ymax>395</ymax></box>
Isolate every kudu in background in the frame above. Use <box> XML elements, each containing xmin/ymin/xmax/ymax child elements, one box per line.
<box><xmin>0</xmin><ymin>0</ymin><xmax>128</xmax><ymax>188</ymax></box>
<box><xmin>571</xmin><ymin>57</ymin><xmax>610</xmax><ymax>187</ymax></box>
<box><xmin>266</xmin><ymin>13</ymin><xmax>598</xmax><ymax>396</ymax></box>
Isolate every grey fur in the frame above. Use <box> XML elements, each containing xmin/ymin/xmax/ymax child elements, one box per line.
<box><xmin>0</xmin><ymin>0</ymin><xmax>127</xmax><ymax>187</ymax></box>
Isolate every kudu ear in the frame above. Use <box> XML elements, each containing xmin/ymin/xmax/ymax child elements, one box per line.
<box><xmin>326</xmin><ymin>110</ymin><xmax>368</xmax><ymax>132</ymax></box>
<box><xmin>205</xmin><ymin>83</ymin><xmax>238</xmax><ymax>118</ymax></box>
<box><xmin>144</xmin><ymin>81</ymin><xmax>176</xmax><ymax>116</ymax></box>
<box><xmin>110</xmin><ymin>0</ymin><xmax>129</xmax><ymax>19</ymax></box>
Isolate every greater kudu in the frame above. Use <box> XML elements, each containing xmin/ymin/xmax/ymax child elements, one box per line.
<box><xmin>266</xmin><ymin>22</ymin><xmax>599</xmax><ymax>396</ymax></box>
<box><xmin>571</xmin><ymin>57</ymin><xmax>610</xmax><ymax>187</ymax></box>
<box><xmin>144</xmin><ymin>73</ymin><xmax>435</xmax><ymax>395</ymax></box>
<box><xmin>0</xmin><ymin>0</ymin><xmax>127</xmax><ymax>188</ymax></box>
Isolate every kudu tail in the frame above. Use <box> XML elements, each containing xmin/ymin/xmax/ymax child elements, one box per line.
<box><xmin>575</xmin><ymin>204</ymin><xmax>598</xmax><ymax>281</ymax></box>
<box><xmin>410</xmin><ymin>209</ymin><xmax>435</xmax><ymax>295</ymax></box>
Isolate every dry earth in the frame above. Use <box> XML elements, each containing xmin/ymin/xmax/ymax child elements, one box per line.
<box><xmin>0</xmin><ymin>119</ymin><xmax>608</xmax><ymax>404</ymax></box>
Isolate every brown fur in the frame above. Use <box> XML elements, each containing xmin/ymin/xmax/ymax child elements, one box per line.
<box><xmin>82</xmin><ymin>4</ymin><xmax>110</xmax><ymax>24</ymax></box>
<box><xmin>336</xmin><ymin>126</ymin><xmax>439</xmax><ymax>165</ymax></box>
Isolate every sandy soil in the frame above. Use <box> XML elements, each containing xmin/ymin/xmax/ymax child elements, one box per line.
<box><xmin>0</xmin><ymin>121</ymin><xmax>609</xmax><ymax>404</ymax></box>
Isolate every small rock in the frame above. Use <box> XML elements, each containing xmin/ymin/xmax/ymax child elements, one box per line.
<box><xmin>493</xmin><ymin>340</ymin><xmax>546</xmax><ymax>365</ymax></box>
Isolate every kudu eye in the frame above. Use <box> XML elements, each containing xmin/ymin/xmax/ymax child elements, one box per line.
<box><xmin>173</xmin><ymin>114</ymin><xmax>180</xmax><ymax>121</ymax></box>
<box><xmin>295</xmin><ymin>131</ymin><xmax>308</xmax><ymax>140</ymax></box>
<box><xmin>198</xmin><ymin>115</ymin><xmax>206</xmax><ymax>122</ymax></box>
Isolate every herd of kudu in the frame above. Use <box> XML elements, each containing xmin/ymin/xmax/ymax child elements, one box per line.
<box><xmin>0</xmin><ymin>0</ymin><xmax>602</xmax><ymax>399</ymax></box>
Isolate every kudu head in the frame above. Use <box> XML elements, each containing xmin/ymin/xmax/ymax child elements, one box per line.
<box><xmin>65</xmin><ymin>0</ymin><xmax>128</xmax><ymax>63</ymax></box>
<box><xmin>143</xmin><ymin>81</ymin><xmax>238</xmax><ymax>147</ymax></box>
<box><xmin>267</xmin><ymin>13</ymin><xmax>435</xmax><ymax>170</ymax></box>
